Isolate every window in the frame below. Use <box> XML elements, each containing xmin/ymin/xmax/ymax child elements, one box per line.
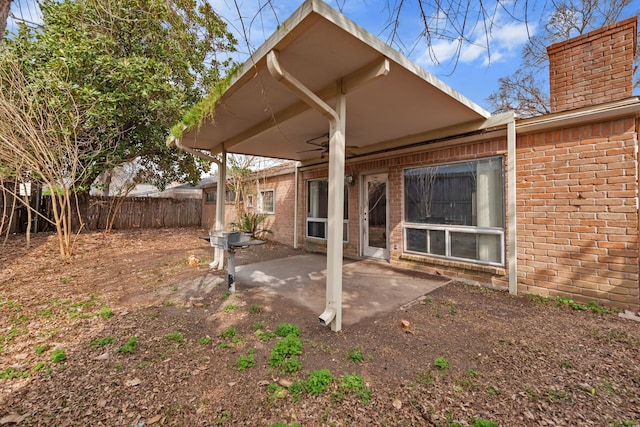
<box><xmin>403</xmin><ymin>157</ymin><xmax>505</xmax><ymax>265</ymax></box>
<box><xmin>257</xmin><ymin>190</ymin><xmax>274</xmax><ymax>214</ymax></box>
<box><xmin>306</xmin><ymin>179</ymin><xmax>348</xmax><ymax>242</ymax></box>
<box><xmin>225</xmin><ymin>189</ymin><xmax>239</xmax><ymax>203</ymax></box>
<box><xmin>205</xmin><ymin>191</ymin><xmax>216</xmax><ymax>203</ymax></box>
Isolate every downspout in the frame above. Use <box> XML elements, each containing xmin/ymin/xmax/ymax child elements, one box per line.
<box><xmin>293</xmin><ymin>162</ymin><xmax>299</xmax><ymax>249</ymax></box>
<box><xmin>507</xmin><ymin>115</ymin><xmax>517</xmax><ymax>295</ymax></box>
<box><xmin>170</xmin><ymin>134</ymin><xmax>226</xmax><ymax>270</ymax></box>
<box><xmin>267</xmin><ymin>49</ymin><xmax>345</xmax><ymax>331</ymax></box>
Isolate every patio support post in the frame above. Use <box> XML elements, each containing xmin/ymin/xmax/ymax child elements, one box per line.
<box><xmin>507</xmin><ymin>116</ymin><xmax>517</xmax><ymax>294</ymax></box>
<box><xmin>325</xmin><ymin>91</ymin><xmax>346</xmax><ymax>331</ymax></box>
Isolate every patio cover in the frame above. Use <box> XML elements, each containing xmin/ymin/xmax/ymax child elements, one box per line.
<box><xmin>179</xmin><ymin>0</ymin><xmax>510</xmax><ymax>331</ymax></box>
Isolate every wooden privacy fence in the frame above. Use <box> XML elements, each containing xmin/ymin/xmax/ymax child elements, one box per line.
<box><xmin>2</xmin><ymin>195</ymin><xmax>202</xmax><ymax>233</ymax></box>
<box><xmin>85</xmin><ymin>196</ymin><xmax>201</xmax><ymax>230</ymax></box>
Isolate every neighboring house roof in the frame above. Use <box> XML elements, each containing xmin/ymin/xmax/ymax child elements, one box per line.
<box><xmin>180</xmin><ymin>0</ymin><xmax>504</xmax><ymax>163</ymax></box>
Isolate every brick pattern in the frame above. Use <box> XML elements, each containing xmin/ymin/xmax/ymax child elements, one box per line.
<box><xmin>517</xmin><ymin>118</ymin><xmax>639</xmax><ymax>309</ymax></box>
<box><xmin>547</xmin><ymin>17</ymin><xmax>637</xmax><ymax>113</ymax></box>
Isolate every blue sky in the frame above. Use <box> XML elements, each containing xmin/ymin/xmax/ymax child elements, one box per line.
<box><xmin>8</xmin><ymin>0</ymin><xmax>640</xmax><ymax>111</ymax></box>
<box><xmin>215</xmin><ymin>0</ymin><xmax>542</xmax><ymax>111</ymax></box>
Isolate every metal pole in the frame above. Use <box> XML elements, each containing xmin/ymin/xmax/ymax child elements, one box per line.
<box><xmin>227</xmin><ymin>248</ymin><xmax>236</xmax><ymax>293</ymax></box>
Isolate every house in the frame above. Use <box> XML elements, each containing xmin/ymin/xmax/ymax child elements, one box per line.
<box><xmin>177</xmin><ymin>0</ymin><xmax>639</xmax><ymax>330</ymax></box>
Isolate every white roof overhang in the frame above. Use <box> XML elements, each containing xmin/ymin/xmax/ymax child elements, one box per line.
<box><xmin>180</xmin><ymin>0</ymin><xmax>493</xmax><ymax>163</ymax></box>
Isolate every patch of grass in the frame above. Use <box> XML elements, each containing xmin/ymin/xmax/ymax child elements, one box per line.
<box><xmin>165</xmin><ymin>332</ymin><xmax>185</xmax><ymax>344</ymax></box>
<box><xmin>270</xmin><ymin>422</ymin><xmax>302</xmax><ymax>427</ymax></box>
<box><xmin>90</xmin><ymin>336</ymin><xmax>115</xmax><ymax>349</ymax></box>
<box><xmin>248</xmin><ymin>304</ymin><xmax>261</xmax><ymax>314</ymax></box>
<box><xmin>223</xmin><ymin>303</ymin><xmax>236</xmax><ymax>312</ymax></box>
<box><xmin>269</xmin><ymin>335</ymin><xmax>302</xmax><ymax>374</ymax></box>
<box><xmin>35</xmin><ymin>345</ymin><xmax>48</xmax><ymax>355</ymax></box>
<box><xmin>38</xmin><ymin>308</ymin><xmax>53</xmax><ymax>317</ymax></box>
<box><xmin>339</xmin><ymin>372</ymin><xmax>372</xmax><ymax>403</ymax></box>
<box><xmin>267</xmin><ymin>383</ymin><xmax>288</xmax><ymax>401</ymax></box>
<box><xmin>117</xmin><ymin>336</ymin><xmax>138</xmax><ymax>354</ymax></box>
<box><xmin>236</xmin><ymin>348</ymin><xmax>256</xmax><ymax>371</ymax></box>
<box><xmin>443</xmin><ymin>301</ymin><xmax>457</xmax><ymax>315</ymax></box>
<box><xmin>138</xmin><ymin>361</ymin><xmax>150</xmax><ymax>369</ymax></box>
<box><xmin>199</xmin><ymin>336</ymin><xmax>212</xmax><ymax>345</ymax></box>
<box><xmin>50</xmin><ymin>349</ymin><xmax>67</xmax><ymax>363</ymax></box>
<box><xmin>348</xmin><ymin>347</ymin><xmax>364</xmax><ymax>364</ymax></box>
<box><xmin>274</xmin><ymin>323</ymin><xmax>300</xmax><ymax>337</ymax></box>
<box><xmin>163</xmin><ymin>300</ymin><xmax>175</xmax><ymax>307</ymax></box>
<box><xmin>99</xmin><ymin>305</ymin><xmax>114</xmax><ymax>319</ymax></box>
<box><xmin>433</xmin><ymin>357</ymin><xmax>449</xmax><ymax>370</ymax></box>
<box><xmin>221</xmin><ymin>291</ymin><xmax>232</xmax><ymax>300</ymax></box>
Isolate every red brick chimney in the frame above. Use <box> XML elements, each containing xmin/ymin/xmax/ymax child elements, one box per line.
<box><xmin>547</xmin><ymin>17</ymin><xmax>637</xmax><ymax>113</ymax></box>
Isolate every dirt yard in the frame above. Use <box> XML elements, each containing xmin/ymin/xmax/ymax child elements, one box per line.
<box><xmin>1</xmin><ymin>228</ymin><xmax>639</xmax><ymax>426</ymax></box>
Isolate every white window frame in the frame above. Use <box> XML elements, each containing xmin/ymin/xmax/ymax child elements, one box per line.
<box><xmin>306</xmin><ymin>179</ymin><xmax>348</xmax><ymax>242</ymax></box>
<box><xmin>402</xmin><ymin>157</ymin><xmax>505</xmax><ymax>267</ymax></box>
<box><xmin>257</xmin><ymin>189</ymin><xmax>275</xmax><ymax>214</ymax></box>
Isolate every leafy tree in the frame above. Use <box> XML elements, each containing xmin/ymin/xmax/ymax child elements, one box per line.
<box><xmin>487</xmin><ymin>0</ymin><xmax>637</xmax><ymax>117</ymax></box>
<box><xmin>2</xmin><ymin>0</ymin><xmax>237</xmax><ymax>192</ymax></box>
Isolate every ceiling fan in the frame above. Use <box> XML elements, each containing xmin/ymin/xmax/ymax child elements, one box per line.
<box><xmin>297</xmin><ymin>133</ymin><xmax>357</xmax><ymax>159</ymax></box>
<box><xmin>297</xmin><ymin>134</ymin><xmax>330</xmax><ymax>157</ymax></box>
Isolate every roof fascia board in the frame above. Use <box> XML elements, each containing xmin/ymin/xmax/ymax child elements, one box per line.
<box><xmin>517</xmin><ymin>97</ymin><xmax>640</xmax><ymax>134</ymax></box>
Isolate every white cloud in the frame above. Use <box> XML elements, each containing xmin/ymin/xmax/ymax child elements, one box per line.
<box><xmin>415</xmin><ymin>6</ymin><xmax>535</xmax><ymax>70</ymax></box>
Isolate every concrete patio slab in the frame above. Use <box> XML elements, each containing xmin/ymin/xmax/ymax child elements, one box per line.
<box><xmin>235</xmin><ymin>254</ymin><xmax>450</xmax><ymax>326</ymax></box>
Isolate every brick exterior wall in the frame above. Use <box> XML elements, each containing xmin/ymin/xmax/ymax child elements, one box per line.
<box><xmin>517</xmin><ymin>117</ymin><xmax>639</xmax><ymax>308</ymax></box>
<box><xmin>201</xmin><ymin>170</ymin><xmax>297</xmax><ymax>246</ymax></box>
<box><xmin>299</xmin><ymin>137</ymin><xmax>512</xmax><ymax>290</ymax></box>
<box><xmin>547</xmin><ymin>17</ymin><xmax>637</xmax><ymax>113</ymax></box>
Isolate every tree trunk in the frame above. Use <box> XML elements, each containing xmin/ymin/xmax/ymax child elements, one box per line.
<box><xmin>0</xmin><ymin>0</ymin><xmax>12</xmax><ymax>42</ymax></box>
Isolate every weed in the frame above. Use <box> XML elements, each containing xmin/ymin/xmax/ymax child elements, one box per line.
<box><xmin>163</xmin><ymin>300</ymin><xmax>175</xmax><ymax>307</ymax></box>
<box><xmin>269</xmin><ymin>335</ymin><xmax>302</xmax><ymax>374</ymax></box>
<box><xmin>37</xmin><ymin>309</ymin><xmax>52</xmax><ymax>317</ymax></box>
<box><xmin>221</xmin><ymin>327</ymin><xmax>239</xmax><ymax>340</ymax></box>
<box><xmin>423</xmin><ymin>297</ymin><xmax>433</xmax><ymax>303</ymax></box>
<box><xmin>348</xmin><ymin>347</ymin><xmax>364</xmax><ymax>364</ymax></box>
<box><xmin>586</xmin><ymin>301</ymin><xmax>611</xmax><ymax>314</ymax></box>
<box><xmin>51</xmin><ymin>349</ymin><xmax>67</xmax><ymax>363</ymax></box>
<box><xmin>114</xmin><ymin>364</ymin><xmax>122</xmax><ymax>372</ymax></box>
<box><xmin>99</xmin><ymin>305</ymin><xmax>114</xmax><ymax>319</ymax></box>
<box><xmin>339</xmin><ymin>372</ymin><xmax>372</xmax><ymax>403</ymax></box>
<box><xmin>274</xmin><ymin>323</ymin><xmax>300</xmax><ymax>337</ymax></box>
<box><xmin>32</xmin><ymin>362</ymin><xmax>46</xmax><ymax>372</ymax></box>
<box><xmin>467</xmin><ymin>369</ymin><xmax>479</xmax><ymax>377</ymax></box>
<box><xmin>223</xmin><ymin>303</ymin><xmax>236</xmax><ymax>312</ymax></box>
<box><xmin>138</xmin><ymin>361</ymin><xmax>150</xmax><ymax>369</ymax></box>
<box><xmin>417</xmin><ymin>370</ymin><xmax>435</xmax><ymax>386</ymax></box>
<box><xmin>236</xmin><ymin>348</ymin><xmax>256</xmax><ymax>371</ymax></box>
<box><xmin>199</xmin><ymin>336</ymin><xmax>212</xmax><ymax>345</ymax></box>
<box><xmin>433</xmin><ymin>357</ymin><xmax>449</xmax><ymax>370</ymax></box>
<box><xmin>117</xmin><ymin>336</ymin><xmax>138</xmax><ymax>354</ymax></box>
<box><xmin>0</xmin><ymin>367</ymin><xmax>27</xmax><ymax>379</ymax></box>
<box><xmin>248</xmin><ymin>304</ymin><xmax>261</xmax><ymax>314</ymax></box>
<box><xmin>288</xmin><ymin>380</ymin><xmax>305</xmax><ymax>401</ymax></box>
<box><xmin>487</xmin><ymin>385</ymin><xmax>501</xmax><ymax>395</ymax></box>
<box><xmin>559</xmin><ymin>360</ymin><xmax>574</xmax><ymax>369</ymax></box>
<box><xmin>470</xmin><ymin>419</ymin><xmax>499</xmax><ymax>427</ymax></box>
<box><xmin>555</xmin><ymin>296</ymin><xmax>587</xmax><ymax>311</ymax></box>
<box><xmin>611</xmin><ymin>419</ymin><xmax>635</xmax><ymax>427</ymax></box>
<box><xmin>170</xmin><ymin>285</ymin><xmax>178</xmax><ymax>292</ymax></box>
<box><xmin>216</xmin><ymin>409</ymin><xmax>231</xmax><ymax>425</ymax></box>
<box><xmin>255</xmin><ymin>329</ymin><xmax>276</xmax><ymax>341</ymax></box>
<box><xmin>165</xmin><ymin>332</ymin><xmax>185</xmax><ymax>344</ymax></box>
<box><xmin>267</xmin><ymin>383</ymin><xmax>288</xmax><ymax>400</ymax></box>
<box><xmin>221</xmin><ymin>291</ymin><xmax>231</xmax><ymax>300</ymax></box>
<box><xmin>444</xmin><ymin>301</ymin><xmax>457</xmax><ymax>315</ymax></box>
<box><xmin>252</xmin><ymin>321</ymin><xmax>266</xmax><ymax>330</ymax></box>
<box><xmin>35</xmin><ymin>345</ymin><xmax>48</xmax><ymax>355</ymax></box>
<box><xmin>91</xmin><ymin>336</ymin><xmax>115</xmax><ymax>348</ymax></box>
<box><xmin>305</xmin><ymin>369</ymin><xmax>333</xmax><ymax>396</ymax></box>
